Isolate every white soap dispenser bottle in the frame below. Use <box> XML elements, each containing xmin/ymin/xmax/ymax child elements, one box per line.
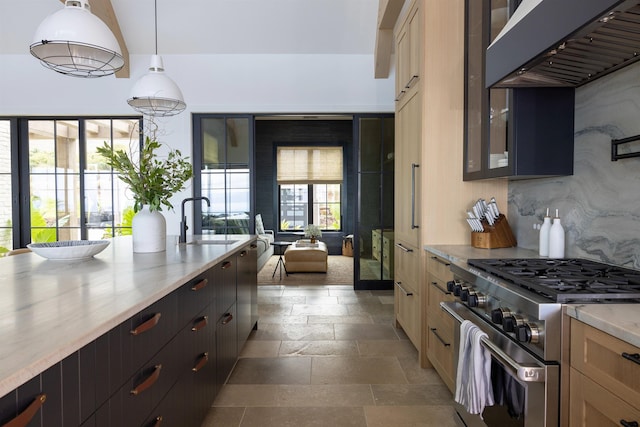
<box><xmin>539</xmin><ymin>208</ymin><xmax>551</xmax><ymax>257</ymax></box>
<box><xmin>548</xmin><ymin>209</ymin><xmax>565</xmax><ymax>259</ymax></box>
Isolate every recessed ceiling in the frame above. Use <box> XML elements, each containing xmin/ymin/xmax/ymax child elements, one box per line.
<box><xmin>0</xmin><ymin>0</ymin><xmax>379</xmax><ymax>55</ymax></box>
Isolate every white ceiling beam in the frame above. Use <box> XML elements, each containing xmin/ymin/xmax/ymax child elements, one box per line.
<box><xmin>59</xmin><ymin>0</ymin><xmax>129</xmax><ymax>78</ymax></box>
<box><xmin>374</xmin><ymin>0</ymin><xmax>405</xmax><ymax>79</ymax></box>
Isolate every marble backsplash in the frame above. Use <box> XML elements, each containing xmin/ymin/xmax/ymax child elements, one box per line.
<box><xmin>508</xmin><ymin>61</ymin><xmax>640</xmax><ymax>269</ymax></box>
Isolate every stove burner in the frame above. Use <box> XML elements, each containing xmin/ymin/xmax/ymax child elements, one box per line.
<box><xmin>467</xmin><ymin>258</ymin><xmax>640</xmax><ymax>303</ymax></box>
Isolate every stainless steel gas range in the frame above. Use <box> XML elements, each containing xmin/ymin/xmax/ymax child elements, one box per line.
<box><xmin>441</xmin><ymin>258</ymin><xmax>640</xmax><ymax>427</ymax></box>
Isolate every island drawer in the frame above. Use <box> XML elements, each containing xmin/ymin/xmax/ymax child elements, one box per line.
<box><xmin>178</xmin><ymin>272</ymin><xmax>215</xmax><ymax>328</ymax></box>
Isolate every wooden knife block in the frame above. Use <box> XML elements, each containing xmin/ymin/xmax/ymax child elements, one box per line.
<box><xmin>471</xmin><ymin>214</ymin><xmax>517</xmax><ymax>249</ymax></box>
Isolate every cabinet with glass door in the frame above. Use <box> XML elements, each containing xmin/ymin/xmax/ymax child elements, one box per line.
<box><xmin>464</xmin><ymin>0</ymin><xmax>575</xmax><ymax>181</ymax></box>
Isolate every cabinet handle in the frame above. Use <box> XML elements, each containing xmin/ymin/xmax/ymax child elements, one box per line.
<box><xmin>150</xmin><ymin>416</ymin><xmax>163</xmax><ymax>427</ymax></box>
<box><xmin>222</xmin><ymin>261</ymin><xmax>232</xmax><ymax>270</ymax></box>
<box><xmin>395</xmin><ymin>90</ymin><xmax>406</xmax><ymax>102</ymax></box>
<box><xmin>192</xmin><ymin>352</ymin><xmax>209</xmax><ymax>372</ymax></box>
<box><xmin>191</xmin><ymin>316</ymin><xmax>208</xmax><ymax>331</ymax></box>
<box><xmin>430</xmin><ymin>328</ymin><xmax>451</xmax><ymax>347</ymax></box>
<box><xmin>250</xmin><ymin>243</ymin><xmax>258</xmax><ymax>249</ymax></box>
<box><xmin>620</xmin><ymin>421</ymin><xmax>639</xmax><ymax>427</ymax></box>
<box><xmin>240</xmin><ymin>250</ymin><xmax>248</xmax><ymax>257</ymax></box>
<box><xmin>394</xmin><ymin>243</ymin><xmax>414</xmax><ymax>253</ymax></box>
<box><xmin>191</xmin><ymin>278</ymin><xmax>208</xmax><ymax>292</ymax></box>
<box><xmin>222</xmin><ymin>313</ymin><xmax>233</xmax><ymax>325</ymax></box>
<box><xmin>130</xmin><ymin>313</ymin><xmax>161</xmax><ymax>336</ymax></box>
<box><xmin>430</xmin><ymin>256</ymin><xmax>450</xmax><ymax>267</ymax></box>
<box><xmin>622</xmin><ymin>352</ymin><xmax>640</xmax><ymax>365</ymax></box>
<box><xmin>2</xmin><ymin>393</ymin><xmax>46</xmax><ymax>427</ymax></box>
<box><xmin>431</xmin><ymin>281</ymin><xmax>451</xmax><ymax>295</ymax></box>
<box><xmin>411</xmin><ymin>163</ymin><xmax>420</xmax><ymax>229</ymax></box>
<box><xmin>405</xmin><ymin>74</ymin><xmax>419</xmax><ymax>89</ymax></box>
<box><xmin>395</xmin><ymin>281</ymin><xmax>413</xmax><ymax>296</ymax></box>
<box><xmin>130</xmin><ymin>364</ymin><xmax>162</xmax><ymax>395</ymax></box>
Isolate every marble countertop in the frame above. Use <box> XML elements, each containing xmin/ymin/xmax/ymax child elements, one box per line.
<box><xmin>424</xmin><ymin>244</ymin><xmax>640</xmax><ymax>349</ymax></box>
<box><xmin>0</xmin><ymin>235</ymin><xmax>255</xmax><ymax>398</ymax></box>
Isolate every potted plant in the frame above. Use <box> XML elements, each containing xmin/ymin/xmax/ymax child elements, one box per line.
<box><xmin>96</xmin><ymin>125</ymin><xmax>193</xmax><ymax>253</ymax></box>
<box><xmin>304</xmin><ymin>224</ymin><xmax>322</xmax><ymax>243</ymax></box>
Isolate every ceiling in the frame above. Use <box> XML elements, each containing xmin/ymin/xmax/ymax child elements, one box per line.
<box><xmin>0</xmin><ymin>0</ymin><xmax>380</xmax><ymax>56</ymax></box>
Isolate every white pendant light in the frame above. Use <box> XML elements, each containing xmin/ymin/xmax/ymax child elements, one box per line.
<box><xmin>127</xmin><ymin>0</ymin><xmax>186</xmax><ymax>117</ymax></box>
<box><xmin>30</xmin><ymin>0</ymin><xmax>124</xmax><ymax>78</ymax></box>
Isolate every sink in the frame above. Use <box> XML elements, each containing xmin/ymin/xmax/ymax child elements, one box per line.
<box><xmin>189</xmin><ymin>239</ymin><xmax>239</xmax><ymax>245</ymax></box>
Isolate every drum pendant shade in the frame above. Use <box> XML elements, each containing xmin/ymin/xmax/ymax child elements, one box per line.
<box><xmin>30</xmin><ymin>0</ymin><xmax>124</xmax><ymax>78</ymax></box>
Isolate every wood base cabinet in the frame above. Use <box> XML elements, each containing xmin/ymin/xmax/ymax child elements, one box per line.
<box><xmin>569</xmin><ymin>319</ymin><xmax>640</xmax><ymax>426</ymax></box>
<box><xmin>425</xmin><ymin>253</ymin><xmax>456</xmax><ymax>393</ymax></box>
<box><xmin>0</xmin><ymin>242</ymin><xmax>258</xmax><ymax>427</ymax></box>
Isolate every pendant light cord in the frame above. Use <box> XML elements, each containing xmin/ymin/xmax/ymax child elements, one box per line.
<box><xmin>154</xmin><ymin>0</ymin><xmax>158</xmax><ymax>55</ymax></box>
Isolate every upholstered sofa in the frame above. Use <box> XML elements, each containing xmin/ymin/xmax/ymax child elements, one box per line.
<box><xmin>255</xmin><ymin>214</ymin><xmax>274</xmax><ymax>271</ymax></box>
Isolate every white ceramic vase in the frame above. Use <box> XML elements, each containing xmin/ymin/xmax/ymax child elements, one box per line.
<box><xmin>132</xmin><ymin>205</ymin><xmax>166</xmax><ymax>253</ymax></box>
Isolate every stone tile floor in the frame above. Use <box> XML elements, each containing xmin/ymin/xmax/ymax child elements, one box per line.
<box><xmin>200</xmin><ymin>285</ymin><xmax>457</xmax><ymax>427</ymax></box>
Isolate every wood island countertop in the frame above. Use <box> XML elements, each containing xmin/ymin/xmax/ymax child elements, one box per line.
<box><xmin>0</xmin><ymin>235</ymin><xmax>255</xmax><ymax>398</ymax></box>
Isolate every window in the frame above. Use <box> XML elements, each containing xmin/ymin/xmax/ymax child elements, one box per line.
<box><xmin>277</xmin><ymin>146</ymin><xmax>343</xmax><ymax>231</ymax></box>
<box><xmin>0</xmin><ymin>120</ymin><xmax>12</xmax><ymax>255</ymax></box>
<box><xmin>0</xmin><ymin>117</ymin><xmax>141</xmax><ymax>253</ymax></box>
<box><xmin>195</xmin><ymin>115</ymin><xmax>252</xmax><ymax>234</ymax></box>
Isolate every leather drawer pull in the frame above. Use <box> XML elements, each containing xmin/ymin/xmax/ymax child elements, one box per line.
<box><xmin>622</xmin><ymin>352</ymin><xmax>640</xmax><ymax>365</ymax></box>
<box><xmin>130</xmin><ymin>313</ymin><xmax>161</xmax><ymax>336</ymax></box>
<box><xmin>620</xmin><ymin>421</ymin><xmax>638</xmax><ymax>427</ymax></box>
<box><xmin>130</xmin><ymin>364</ymin><xmax>162</xmax><ymax>395</ymax></box>
<box><xmin>222</xmin><ymin>261</ymin><xmax>232</xmax><ymax>270</ymax></box>
<box><xmin>222</xmin><ymin>313</ymin><xmax>233</xmax><ymax>325</ymax></box>
<box><xmin>240</xmin><ymin>250</ymin><xmax>248</xmax><ymax>257</ymax></box>
<box><xmin>191</xmin><ymin>316</ymin><xmax>208</xmax><ymax>331</ymax></box>
<box><xmin>2</xmin><ymin>393</ymin><xmax>46</xmax><ymax>427</ymax></box>
<box><xmin>191</xmin><ymin>278</ymin><xmax>208</xmax><ymax>292</ymax></box>
<box><xmin>250</xmin><ymin>243</ymin><xmax>258</xmax><ymax>249</ymax></box>
<box><xmin>430</xmin><ymin>328</ymin><xmax>451</xmax><ymax>347</ymax></box>
<box><xmin>192</xmin><ymin>352</ymin><xmax>209</xmax><ymax>372</ymax></box>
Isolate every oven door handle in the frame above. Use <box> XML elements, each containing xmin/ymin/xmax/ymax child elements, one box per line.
<box><xmin>440</xmin><ymin>302</ymin><xmax>547</xmax><ymax>383</ymax></box>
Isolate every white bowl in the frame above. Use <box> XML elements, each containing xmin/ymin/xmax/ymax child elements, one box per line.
<box><xmin>27</xmin><ymin>240</ymin><xmax>110</xmax><ymax>260</ymax></box>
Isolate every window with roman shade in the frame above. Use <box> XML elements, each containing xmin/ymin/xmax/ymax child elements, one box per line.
<box><xmin>276</xmin><ymin>146</ymin><xmax>343</xmax><ymax>184</ymax></box>
<box><xmin>276</xmin><ymin>146</ymin><xmax>343</xmax><ymax>231</ymax></box>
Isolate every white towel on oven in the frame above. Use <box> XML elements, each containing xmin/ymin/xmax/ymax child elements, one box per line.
<box><xmin>454</xmin><ymin>320</ymin><xmax>494</xmax><ymax>418</ymax></box>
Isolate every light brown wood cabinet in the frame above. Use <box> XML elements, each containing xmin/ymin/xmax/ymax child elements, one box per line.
<box><xmin>569</xmin><ymin>319</ymin><xmax>640</xmax><ymax>427</ymax></box>
<box><xmin>394</xmin><ymin>0</ymin><xmax>424</xmax><ymax>362</ymax></box>
<box><xmin>392</xmin><ymin>0</ymin><xmax>508</xmax><ymax>370</ymax></box>
<box><xmin>425</xmin><ymin>252</ymin><xmax>456</xmax><ymax>392</ymax></box>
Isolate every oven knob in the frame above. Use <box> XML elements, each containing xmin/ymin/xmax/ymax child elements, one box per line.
<box><xmin>453</xmin><ymin>283</ymin><xmax>467</xmax><ymax>297</ymax></box>
<box><xmin>491</xmin><ymin>308</ymin><xmax>511</xmax><ymax>325</ymax></box>
<box><xmin>460</xmin><ymin>287</ymin><xmax>472</xmax><ymax>301</ymax></box>
<box><xmin>446</xmin><ymin>280</ymin><xmax>457</xmax><ymax>293</ymax></box>
<box><xmin>502</xmin><ymin>314</ymin><xmax>526</xmax><ymax>333</ymax></box>
<box><xmin>516</xmin><ymin>323</ymin><xmax>541</xmax><ymax>344</ymax></box>
<box><xmin>467</xmin><ymin>292</ymin><xmax>487</xmax><ymax>308</ymax></box>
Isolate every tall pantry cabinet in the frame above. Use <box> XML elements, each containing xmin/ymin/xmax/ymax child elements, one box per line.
<box><xmin>393</xmin><ymin>0</ymin><xmax>508</xmax><ymax>368</ymax></box>
<box><xmin>394</xmin><ymin>0</ymin><xmax>423</xmax><ymax>355</ymax></box>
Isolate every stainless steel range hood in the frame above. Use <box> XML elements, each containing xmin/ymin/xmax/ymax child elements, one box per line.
<box><xmin>486</xmin><ymin>0</ymin><xmax>640</xmax><ymax>88</ymax></box>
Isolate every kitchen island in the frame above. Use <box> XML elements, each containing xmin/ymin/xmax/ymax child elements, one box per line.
<box><xmin>0</xmin><ymin>235</ymin><xmax>258</xmax><ymax>426</ymax></box>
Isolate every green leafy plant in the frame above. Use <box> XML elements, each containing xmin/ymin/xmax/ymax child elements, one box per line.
<box><xmin>96</xmin><ymin>135</ymin><xmax>193</xmax><ymax>213</ymax></box>
<box><xmin>304</xmin><ymin>224</ymin><xmax>322</xmax><ymax>239</ymax></box>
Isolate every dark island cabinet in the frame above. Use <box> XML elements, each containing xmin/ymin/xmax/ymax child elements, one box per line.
<box><xmin>0</xmin><ymin>242</ymin><xmax>257</xmax><ymax>427</ymax></box>
<box><xmin>237</xmin><ymin>243</ymin><xmax>258</xmax><ymax>352</ymax></box>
